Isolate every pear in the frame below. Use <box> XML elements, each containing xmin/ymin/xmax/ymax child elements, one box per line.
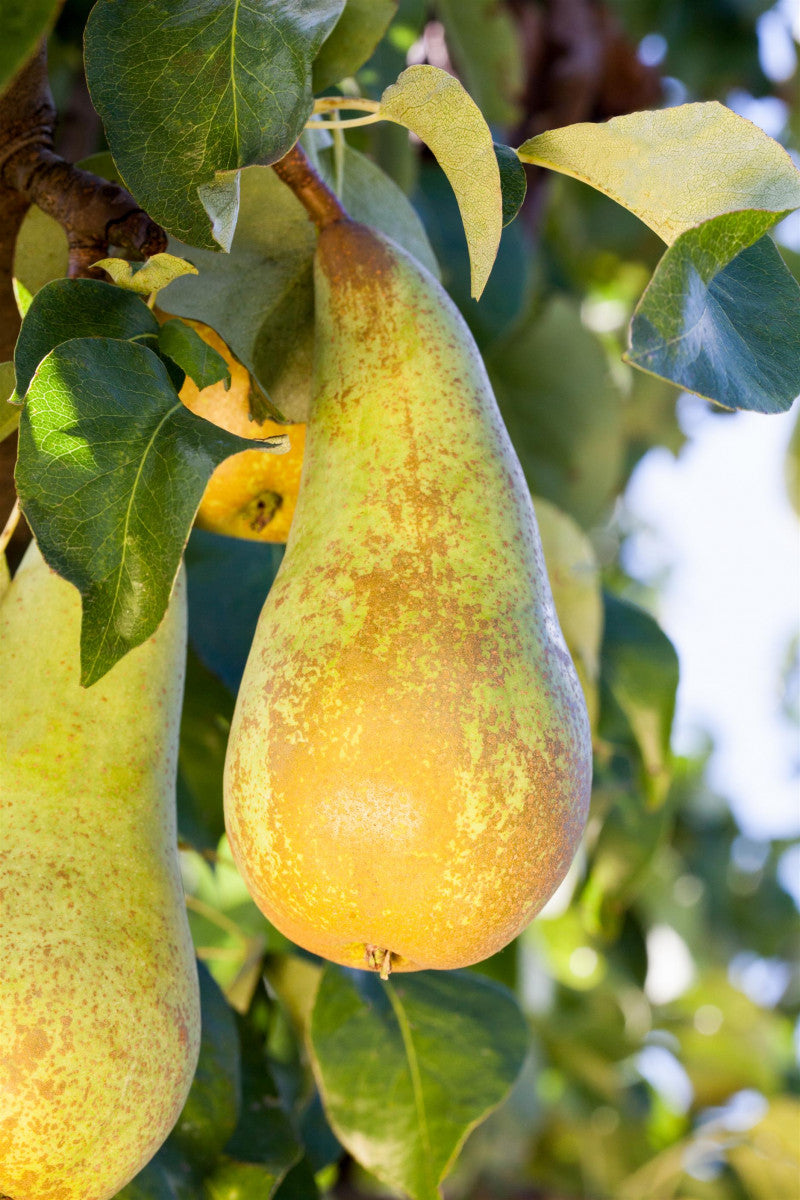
<box><xmin>0</xmin><ymin>543</ymin><xmax>200</xmax><ymax>1200</ymax></box>
<box><xmin>224</xmin><ymin>220</ymin><xmax>592</xmax><ymax>974</ymax></box>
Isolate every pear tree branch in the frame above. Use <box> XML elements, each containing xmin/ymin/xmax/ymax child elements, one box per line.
<box><xmin>0</xmin><ymin>41</ymin><xmax>167</xmax><ymax>358</ymax></box>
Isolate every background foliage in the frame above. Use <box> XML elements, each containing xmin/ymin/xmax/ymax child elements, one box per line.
<box><xmin>3</xmin><ymin>0</ymin><xmax>799</xmax><ymax>1197</ymax></box>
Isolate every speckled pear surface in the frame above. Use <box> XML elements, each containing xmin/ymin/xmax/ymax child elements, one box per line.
<box><xmin>0</xmin><ymin>544</ymin><xmax>200</xmax><ymax>1200</ymax></box>
<box><xmin>224</xmin><ymin>220</ymin><xmax>592</xmax><ymax>974</ymax></box>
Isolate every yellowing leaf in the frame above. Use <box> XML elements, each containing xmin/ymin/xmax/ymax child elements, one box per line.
<box><xmin>95</xmin><ymin>253</ymin><xmax>198</xmax><ymax>295</ymax></box>
<box><xmin>518</xmin><ymin>102</ymin><xmax>800</xmax><ymax>244</ymax></box>
<box><xmin>380</xmin><ymin>64</ymin><xmax>502</xmax><ymax>298</ymax></box>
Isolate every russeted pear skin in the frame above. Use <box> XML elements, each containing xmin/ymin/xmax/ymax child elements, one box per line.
<box><xmin>0</xmin><ymin>544</ymin><xmax>200</xmax><ymax>1200</ymax></box>
<box><xmin>224</xmin><ymin>220</ymin><xmax>592</xmax><ymax>974</ymax></box>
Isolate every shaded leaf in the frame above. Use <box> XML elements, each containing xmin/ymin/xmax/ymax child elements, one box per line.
<box><xmin>310</xmin><ymin>967</ymin><xmax>528</xmax><ymax>1200</ymax></box>
<box><xmin>16</xmin><ymin>338</ymin><xmax>287</xmax><ymax>684</ymax></box>
<box><xmin>84</xmin><ymin>0</ymin><xmax>345</xmax><ymax>248</ymax></box>
<box><xmin>494</xmin><ymin>143</ymin><xmax>526</xmax><ymax>227</ymax></box>
<box><xmin>185</xmin><ymin>528</ymin><xmax>285</xmax><ymax>692</ymax></box>
<box><xmin>600</xmin><ymin>594</ymin><xmax>679</xmax><ymax>807</ymax></box>
<box><xmin>433</xmin><ymin>0</ymin><xmax>524</xmax><ymax>126</ymax></box>
<box><xmin>224</xmin><ymin>1015</ymin><xmax>304</xmax><ymax>1169</ymax></box>
<box><xmin>380</xmin><ymin>64</ymin><xmax>502</xmax><ymax>298</ymax></box>
<box><xmin>171</xmin><ymin>964</ymin><xmax>241</xmax><ymax>1171</ymax></box>
<box><xmin>487</xmin><ymin>297</ymin><xmax>624</xmax><ymax>529</ymax></box>
<box><xmin>95</xmin><ymin>254</ymin><xmax>198</xmax><ymax>295</ymax></box>
<box><xmin>312</xmin><ymin>0</ymin><xmax>397</xmax><ymax>92</ymax></box>
<box><xmin>162</xmin><ymin>146</ymin><xmax>437</xmax><ymax>423</ymax></box>
<box><xmin>159</xmin><ymin>320</ymin><xmax>231</xmax><ymax>391</ymax></box>
<box><xmin>115</xmin><ymin>1156</ymin><xmax>179</xmax><ymax>1200</ymax></box>
<box><xmin>12</xmin><ymin>277</ymin><xmax>158</xmax><ymax>401</ymax></box>
<box><xmin>517</xmin><ymin>102</ymin><xmax>800</xmax><ymax>245</ymax></box>
<box><xmin>272</xmin><ymin>1158</ymin><xmax>322</xmax><ymax>1200</ymax></box>
<box><xmin>0</xmin><ymin>0</ymin><xmax>62</xmax><ymax>97</ymax></box>
<box><xmin>627</xmin><ymin>224</ymin><xmax>800</xmax><ymax>413</ymax></box>
<box><xmin>177</xmin><ymin>650</ymin><xmax>234</xmax><ymax>853</ymax></box>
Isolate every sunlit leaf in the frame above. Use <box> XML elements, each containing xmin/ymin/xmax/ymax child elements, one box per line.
<box><xmin>95</xmin><ymin>254</ymin><xmax>199</xmax><ymax>296</ymax></box>
<box><xmin>16</xmin><ymin>338</ymin><xmax>286</xmax><ymax>684</ymax></box>
<box><xmin>12</xmin><ymin>277</ymin><xmax>158</xmax><ymax>401</ymax></box>
<box><xmin>310</xmin><ymin>966</ymin><xmax>528</xmax><ymax>1200</ymax></box>
<box><xmin>517</xmin><ymin>102</ymin><xmax>800</xmax><ymax>244</ymax></box>
<box><xmin>380</xmin><ymin>65</ymin><xmax>502</xmax><ymax>298</ymax></box>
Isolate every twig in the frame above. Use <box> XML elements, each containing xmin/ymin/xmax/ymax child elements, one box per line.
<box><xmin>271</xmin><ymin>143</ymin><xmax>348</xmax><ymax>230</ymax></box>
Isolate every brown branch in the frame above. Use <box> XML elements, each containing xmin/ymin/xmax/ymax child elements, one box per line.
<box><xmin>0</xmin><ymin>40</ymin><xmax>168</xmax><ymax>566</ymax></box>
<box><xmin>271</xmin><ymin>144</ymin><xmax>348</xmax><ymax>230</ymax></box>
<box><xmin>0</xmin><ymin>41</ymin><xmax>166</xmax><ymax>286</ymax></box>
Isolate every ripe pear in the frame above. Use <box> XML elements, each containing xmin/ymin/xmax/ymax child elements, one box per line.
<box><xmin>176</xmin><ymin>319</ymin><xmax>306</xmax><ymax>543</ymax></box>
<box><xmin>224</xmin><ymin>220</ymin><xmax>592</xmax><ymax>975</ymax></box>
<box><xmin>0</xmin><ymin>543</ymin><xmax>200</xmax><ymax>1200</ymax></box>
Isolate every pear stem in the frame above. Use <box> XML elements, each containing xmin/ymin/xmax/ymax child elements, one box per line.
<box><xmin>271</xmin><ymin>144</ymin><xmax>348</xmax><ymax>231</ymax></box>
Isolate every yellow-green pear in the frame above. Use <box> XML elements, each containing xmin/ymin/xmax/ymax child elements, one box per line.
<box><xmin>224</xmin><ymin>219</ymin><xmax>592</xmax><ymax>975</ymax></box>
<box><xmin>0</xmin><ymin>543</ymin><xmax>200</xmax><ymax>1200</ymax></box>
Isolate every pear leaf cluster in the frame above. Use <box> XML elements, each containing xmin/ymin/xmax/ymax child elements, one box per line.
<box><xmin>12</xmin><ymin>279</ymin><xmax>287</xmax><ymax>684</ymax></box>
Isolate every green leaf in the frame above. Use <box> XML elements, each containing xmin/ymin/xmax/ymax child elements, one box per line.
<box><xmin>177</xmin><ymin>650</ymin><xmax>234</xmax><ymax>853</ymax></box>
<box><xmin>84</xmin><ymin>0</ymin><xmax>345</xmax><ymax>249</ymax></box>
<box><xmin>224</xmin><ymin>1016</ymin><xmax>304</xmax><ymax>1170</ymax></box>
<box><xmin>487</xmin><ymin>297</ymin><xmax>624</xmax><ymax>529</ymax></box>
<box><xmin>16</xmin><ymin>338</ymin><xmax>287</xmax><ymax>685</ymax></box>
<box><xmin>0</xmin><ymin>0</ymin><xmax>62</xmax><ymax>97</ymax></box>
<box><xmin>517</xmin><ymin>102</ymin><xmax>800</xmax><ymax>245</ymax></box>
<box><xmin>159</xmin><ymin>320</ymin><xmax>231</xmax><ymax>391</ymax></box>
<box><xmin>12</xmin><ymin>205</ymin><xmax>67</xmax><ymax>299</ymax></box>
<box><xmin>600</xmin><ymin>594</ymin><xmax>679</xmax><ymax>807</ymax></box>
<box><xmin>115</xmin><ymin>1156</ymin><xmax>179</xmax><ymax>1200</ymax></box>
<box><xmin>380</xmin><ymin>65</ymin><xmax>502</xmax><ymax>298</ymax></box>
<box><xmin>494</xmin><ymin>144</ymin><xmax>526</xmax><ymax>227</ymax></box>
<box><xmin>12</xmin><ymin>277</ymin><xmax>159</xmax><ymax>401</ymax></box>
<box><xmin>171</xmin><ymin>964</ymin><xmax>241</xmax><ymax>1171</ymax></box>
<box><xmin>95</xmin><ymin>254</ymin><xmax>199</xmax><ymax>296</ymax></box>
<box><xmin>433</xmin><ymin>0</ymin><xmax>524</xmax><ymax>127</ymax></box>
<box><xmin>312</xmin><ymin>0</ymin><xmax>397</xmax><ymax>92</ymax></box>
<box><xmin>203</xmin><ymin>1159</ymin><xmax>295</xmax><ymax>1200</ymax></box>
<box><xmin>185</xmin><ymin>530</ymin><xmax>285</xmax><ymax>692</ymax></box>
<box><xmin>0</xmin><ymin>364</ymin><xmax>19</xmax><ymax>442</ymax></box>
<box><xmin>162</xmin><ymin>146</ymin><xmax>438</xmax><ymax>422</ymax></box>
<box><xmin>626</xmin><ymin>224</ymin><xmax>800</xmax><ymax>413</ymax></box>
<box><xmin>310</xmin><ymin>967</ymin><xmax>529</xmax><ymax>1200</ymax></box>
